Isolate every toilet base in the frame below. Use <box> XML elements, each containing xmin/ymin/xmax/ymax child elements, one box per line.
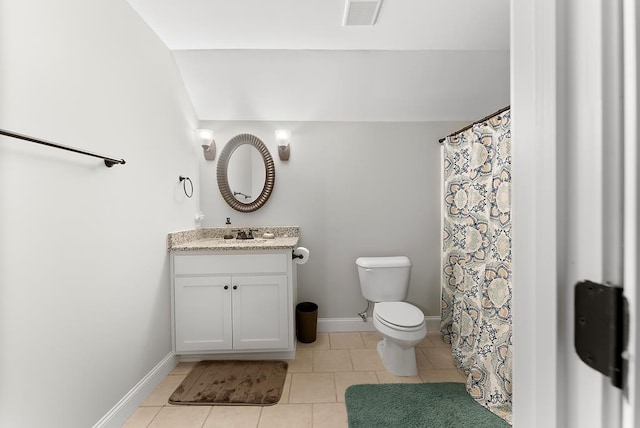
<box><xmin>376</xmin><ymin>337</ymin><xmax>418</xmax><ymax>377</ymax></box>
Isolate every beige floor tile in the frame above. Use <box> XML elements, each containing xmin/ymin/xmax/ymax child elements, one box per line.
<box><xmin>349</xmin><ymin>349</ymin><xmax>385</xmax><ymax>371</ymax></box>
<box><xmin>375</xmin><ymin>371</ymin><xmax>423</xmax><ymax>384</ymax></box>
<box><xmin>426</xmin><ymin>331</ymin><xmax>450</xmax><ymax>347</ymax></box>
<box><xmin>420</xmin><ymin>347</ymin><xmax>456</xmax><ymax>369</ymax></box>
<box><xmin>416</xmin><ymin>348</ymin><xmax>436</xmax><ymax>370</ymax></box>
<box><xmin>148</xmin><ymin>406</ymin><xmax>211</xmax><ymax>428</ymax></box>
<box><xmin>141</xmin><ymin>374</ymin><xmax>186</xmax><ymax>406</ymax></box>
<box><xmin>288</xmin><ymin>372</ymin><xmax>337</xmax><ymax>403</ymax></box>
<box><xmin>416</xmin><ymin>335</ymin><xmax>436</xmax><ymax>348</ymax></box>
<box><xmin>313</xmin><ymin>403</ymin><xmax>348</xmax><ymax>428</ymax></box>
<box><xmin>360</xmin><ymin>331</ymin><xmax>382</xmax><ymax>349</ymax></box>
<box><xmin>334</xmin><ymin>371</ymin><xmax>378</xmax><ymax>402</ymax></box>
<box><xmin>361</xmin><ymin>332</ymin><xmax>382</xmax><ymax>349</ymax></box>
<box><xmin>279</xmin><ymin>373</ymin><xmax>292</xmax><ymax>404</ymax></box>
<box><xmin>128</xmin><ymin>333</ymin><xmax>461</xmax><ymax>428</ymax></box>
<box><xmin>169</xmin><ymin>361</ymin><xmax>197</xmax><ymax>375</ymax></box>
<box><xmin>121</xmin><ymin>406</ymin><xmax>161</xmax><ymax>428</ymax></box>
<box><xmin>258</xmin><ymin>404</ymin><xmax>312</xmax><ymax>428</ymax></box>
<box><xmin>313</xmin><ymin>350</ymin><xmax>353</xmax><ymax>372</ymax></box>
<box><xmin>296</xmin><ymin>332</ymin><xmax>330</xmax><ymax>350</ymax></box>
<box><xmin>287</xmin><ymin>349</ymin><xmax>313</xmax><ymax>373</ymax></box>
<box><xmin>203</xmin><ymin>406</ymin><xmax>261</xmax><ymax>428</ymax></box>
<box><xmin>419</xmin><ymin>369</ymin><xmax>468</xmax><ymax>383</ymax></box>
<box><xmin>329</xmin><ymin>332</ymin><xmax>366</xmax><ymax>349</ymax></box>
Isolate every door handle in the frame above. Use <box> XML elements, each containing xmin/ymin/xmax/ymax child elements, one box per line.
<box><xmin>233</xmin><ymin>285</ymin><xmax>238</xmax><ymax>290</ymax></box>
<box><xmin>224</xmin><ymin>285</ymin><xmax>229</xmax><ymax>290</ymax></box>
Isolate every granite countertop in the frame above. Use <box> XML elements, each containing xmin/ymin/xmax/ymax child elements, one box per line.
<box><xmin>168</xmin><ymin>226</ymin><xmax>300</xmax><ymax>252</ymax></box>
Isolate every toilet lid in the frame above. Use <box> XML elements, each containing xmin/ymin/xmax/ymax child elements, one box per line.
<box><xmin>374</xmin><ymin>302</ymin><xmax>424</xmax><ymax>328</ymax></box>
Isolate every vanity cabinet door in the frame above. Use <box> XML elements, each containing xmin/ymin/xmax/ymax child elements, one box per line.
<box><xmin>231</xmin><ymin>275</ymin><xmax>288</xmax><ymax>350</ymax></box>
<box><xmin>174</xmin><ymin>275</ymin><xmax>232</xmax><ymax>352</ymax></box>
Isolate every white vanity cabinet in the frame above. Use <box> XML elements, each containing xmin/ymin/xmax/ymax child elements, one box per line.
<box><xmin>171</xmin><ymin>251</ymin><xmax>295</xmax><ymax>357</ymax></box>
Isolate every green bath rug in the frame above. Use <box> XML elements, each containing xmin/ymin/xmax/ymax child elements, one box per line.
<box><xmin>345</xmin><ymin>382</ymin><xmax>511</xmax><ymax>428</ymax></box>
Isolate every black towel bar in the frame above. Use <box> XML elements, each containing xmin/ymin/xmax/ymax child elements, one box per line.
<box><xmin>0</xmin><ymin>128</ymin><xmax>126</xmax><ymax>167</ymax></box>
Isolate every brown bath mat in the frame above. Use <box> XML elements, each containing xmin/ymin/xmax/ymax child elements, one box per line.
<box><xmin>169</xmin><ymin>360</ymin><xmax>288</xmax><ymax>406</ymax></box>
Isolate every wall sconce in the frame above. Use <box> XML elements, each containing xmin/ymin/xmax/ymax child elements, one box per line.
<box><xmin>275</xmin><ymin>129</ymin><xmax>291</xmax><ymax>161</ymax></box>
<box><xmin>196</xmin><ymin>128</ymin><xmax>216</xmax><ymax>161</ymax></box>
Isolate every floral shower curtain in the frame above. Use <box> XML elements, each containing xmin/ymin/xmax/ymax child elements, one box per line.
<box><xmin>440</xmin><ymin>109</ymin><xmax>512</xmax><ymax>423</ymax></box>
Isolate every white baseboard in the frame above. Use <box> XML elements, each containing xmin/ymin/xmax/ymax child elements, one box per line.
<box><xmin>93</xmin><ymin>352</ymin><xmax>179</xmax><ymax>428</ymax></box>
<box><xmin>317</xmin><ymin>317</ymin><xmax>376</xmax><ymax>332</ymax></box>
<box><xmin>317</xmin><ymin>316</ymin><xmax>441</xmax><ymax>333</ymax></box>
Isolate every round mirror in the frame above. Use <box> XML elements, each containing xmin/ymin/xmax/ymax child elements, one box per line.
<box><xmin>217</xmin><ymin>134</ymin><xmax>275</xmax><ymax>212</ymax></box>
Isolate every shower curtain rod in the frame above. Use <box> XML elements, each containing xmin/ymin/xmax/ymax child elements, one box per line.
<box><xmin>438</xmin><ymin>105</ymin><xmax>511</xmax><ymax>143</ymax></box>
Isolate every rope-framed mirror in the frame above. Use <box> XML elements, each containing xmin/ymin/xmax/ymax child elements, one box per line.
<box><xmin>216</xmin><ymin>133</ymin><xmax>275</xmax><ymax>212</ymax></box>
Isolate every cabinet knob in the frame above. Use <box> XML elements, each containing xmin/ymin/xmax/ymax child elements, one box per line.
<box><xmin>233</xmin><ymin>285</ymin><xmax>238</xmax><ymax>290</ymax></box>
<box><xmin>224</xmin><ymin>285</ymin><xmax>229</xmax><ymax>290</ymax></box>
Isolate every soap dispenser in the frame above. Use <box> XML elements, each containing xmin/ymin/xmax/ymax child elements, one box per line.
<box><xmin>223</xmin><ymin>217</ymin><xmax>234</xmax><ymax>239</ymax></box>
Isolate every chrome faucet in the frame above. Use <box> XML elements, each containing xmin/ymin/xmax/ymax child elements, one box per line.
<box><xmin>234</xmin><ymin>229</ymin><xmax>258</xmax><ymax>240</ymax></box>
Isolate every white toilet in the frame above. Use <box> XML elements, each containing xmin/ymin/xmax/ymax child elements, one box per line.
<box><xmin>356</xmin><ymin>256</ymin><xmax>427</xmax><ymax>377</ymax></box>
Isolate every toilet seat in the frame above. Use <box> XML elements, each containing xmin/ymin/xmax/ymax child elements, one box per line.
<box><xmin>374</xmin><ymin>302</ymin><xmax>425</xmax><ymax>332</ymax></box>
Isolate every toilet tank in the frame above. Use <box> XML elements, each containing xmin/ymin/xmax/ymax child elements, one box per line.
<box><xmin>355</xmin><ymin>256</ymin><xmax>412</xmax><ymax>302</ymax></box>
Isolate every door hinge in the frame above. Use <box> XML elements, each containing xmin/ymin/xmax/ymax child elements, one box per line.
<box><xmin>574</xmin><ymin>280</ymin><xmax>628</xmax><ymax>389</ymax></box>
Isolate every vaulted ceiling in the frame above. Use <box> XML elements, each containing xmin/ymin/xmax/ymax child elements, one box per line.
<box><xmin>127</xmin><ymin>0</ymin><xmax>510</xmax><ymax>121</ymax></box>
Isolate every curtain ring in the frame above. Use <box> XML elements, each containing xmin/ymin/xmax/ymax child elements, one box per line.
<box><xmin>179</xmin><ymin>176</ymin><xmax>193</xmax><ymax>198</ymax></box>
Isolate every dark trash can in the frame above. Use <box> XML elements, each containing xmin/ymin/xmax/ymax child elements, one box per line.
<box><xmin>296</xmin><ymin>302</ymin><xmax>318</xmax><ymax>343</ymax></box>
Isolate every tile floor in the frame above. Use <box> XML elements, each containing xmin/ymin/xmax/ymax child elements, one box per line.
<box><xmin>122</xmin><ymin>331</ymin><xmax>466</xmax><ymax>428</ymax></box>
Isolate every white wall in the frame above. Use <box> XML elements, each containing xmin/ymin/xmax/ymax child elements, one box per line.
<box><xmin>199</xmin><ymin>121</ymin><xmax>465</xmax><ymax>319</ymax></box>
<box><xmin>0</xmin><ymin>1</ymin><xmax>198</xmax><ymax>427</ymax></box>
<box><xmin>174</xmin><ymin>50</ymin><xmax>510</xmax><ymax>122</ymax></box>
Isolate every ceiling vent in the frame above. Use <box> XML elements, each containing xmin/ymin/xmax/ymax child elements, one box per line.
<box><xmin>342</xmin><ymin>0</ymin><xmax>383</xmax><ymax>26</ymax></box>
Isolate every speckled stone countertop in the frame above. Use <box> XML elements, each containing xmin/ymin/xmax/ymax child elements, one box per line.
<box><xmin>168</xmin><ymin>226</ymin><xmax>299</xmax><ymax>252</ymax></box>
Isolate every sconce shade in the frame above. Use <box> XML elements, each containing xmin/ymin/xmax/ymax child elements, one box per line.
<box><xmin>196</xmin><ymin>128</ymin><xmax>216</xmax><ymax>161</ymax></box>
<box><xmin>275</xmin><ymin>129</ymin><xmax>291</xmax><ymax>146</ymax></box>
<box><xmin>274</xmin><ymin>129</ymin><xmax>291</xmax><ymax>161</ymax></box>
<box><xmin>196</xmin><ymin>128</ymin><xmax>214</xmax><ymax>145</ymax></box>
